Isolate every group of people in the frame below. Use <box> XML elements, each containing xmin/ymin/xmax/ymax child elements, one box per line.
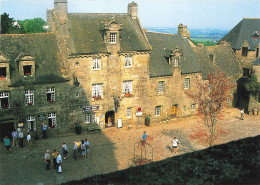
<box><xmin>44</xmin><ymin>139</ymin><xmax>90</xmax><ymax>173</ymax></box>
<box><xmin>3</xmin><ymin>129</ymin><xmax>32</xmax><ymax>153</ymax></box>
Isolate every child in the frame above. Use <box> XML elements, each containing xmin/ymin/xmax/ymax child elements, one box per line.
<box><xmin>27</xmin><ymin>133</ymin><xmax>31</xmax><ymax>143</ymax></box>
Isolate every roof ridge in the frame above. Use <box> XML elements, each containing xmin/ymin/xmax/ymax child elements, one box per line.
<box><xmin>146</xmin><ymin>31</ymin><xmax>177</xmax><ymax>36</ymax></box>
<box><xmin>0</xmin><ymin>32</ymin><xmax>54</xmax><ymax>36</ymax></box>
<box><xmin>243</xmin><ymin>18</ymin><xmax>260</xmax><ymax>20</ymax></box>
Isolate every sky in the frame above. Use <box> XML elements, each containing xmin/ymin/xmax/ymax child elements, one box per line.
<box><xmin>0</xmin><ymin>0</ymin><xmax>260</xmax><ymax>30</ymax></box>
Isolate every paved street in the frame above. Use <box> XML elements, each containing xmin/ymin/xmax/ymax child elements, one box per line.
<box><xmin>0</xmin><ymin>108</ymin><xmax>259</xmax><ymax>185</ymax></box>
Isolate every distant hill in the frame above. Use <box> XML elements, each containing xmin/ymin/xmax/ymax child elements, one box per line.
<box><xmin>63</xmin><ymin>135</ymin><xmax>260</xmax><ymax>185</ymax></box>
<box><xmin>146</xmin><ymin>27</ymin><xmax>229</xmax><ymax>41</ymax></box>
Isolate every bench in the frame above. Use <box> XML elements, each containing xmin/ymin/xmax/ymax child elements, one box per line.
<box><xmin>86</xmin><ymin>123</ymin><xmax>101</xmax><ymax>133</ymax></box>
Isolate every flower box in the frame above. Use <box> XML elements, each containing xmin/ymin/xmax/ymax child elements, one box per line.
<box><xmin>124</xmin><ymin>93</ymin><xmax>132</xmax><ymax>97</ymax></box>
<box><xmin>27</xmin><ymin>102</ymin><xmax>33</xmax><ymax>106</ymax></box>
<box><xmin>24</xmin><ymin>73</ymin><xmax>32</xmax><ymax>77</ymax></box>
<box><xmin>93</xmin><ymin>96</ymin><xmax>102</xmax><ymax>101</ymax></box>
<box><xmin>0</xmin><ymin>75</ymin><xmax>6</xmax><ymax>79</ymax></box>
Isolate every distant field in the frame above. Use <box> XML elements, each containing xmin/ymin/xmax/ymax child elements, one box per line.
<box><xmin>191</xmin><ymin>37</ymin><xmax>219</xmax><ymax>46</ymax></box>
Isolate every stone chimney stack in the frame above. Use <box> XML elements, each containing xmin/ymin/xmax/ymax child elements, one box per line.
<box><xmin>128</xmin><ymin>1</ymin><xmax>138</xmax><ymax>20</ymax></box>
<box><xmin>178</xmin><ymin>23</ymin><xmax>190</xmax><ymax>38</ymax></box>
<box><xmin>54</xmin><ymin>0</ymin><xmax>68</xmax><ymax>21</ymax></box>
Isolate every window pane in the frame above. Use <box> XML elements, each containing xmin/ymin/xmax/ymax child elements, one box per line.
<box><xmin>158</xmin><ymin>81</ymin><xmax>164</xmax><ymax>93</ymax></box>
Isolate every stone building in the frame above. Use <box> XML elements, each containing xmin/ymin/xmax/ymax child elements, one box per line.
<box><xmin>220</xmin><ymin>18</ymin><xmax>260</xmax><ymax>77</ymax></box>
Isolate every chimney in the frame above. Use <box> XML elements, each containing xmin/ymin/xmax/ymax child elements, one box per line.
<box><xmin>54</xmin><ymin>0</ymin><xmax>68</xmax><ymax>21</ymax></box>
<box><xmin>128</xmin><ymin>1</ymin><xmax>138</xmax><ymax>20</ymax></box>
<box><xmin>178</xmin><ymin>23</ymin><xmax>190</xmax><ymax>39</ymax></box>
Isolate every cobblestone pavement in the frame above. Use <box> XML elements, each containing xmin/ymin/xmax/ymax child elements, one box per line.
<box><xmin>0</xmin><ymin>108</ymin><xmax>259</xmax><ymax>185</ymax></box>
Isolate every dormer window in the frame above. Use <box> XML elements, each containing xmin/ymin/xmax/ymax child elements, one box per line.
<box><xmin>23</xmin><ymin>65</ymin><xmax>32</xmax><ymax>77</ymax></box>
<box><xmin>242</xmin><ymin>47</ymin><xmax>248</xmax><ymax>56</ymax></box>
<box><xmin>0</xmin><ymin>67</ymin><xmax>7</xmax><ymax>79</ymax></box>
<box><xmin>110</xmin><ymin>33</ymin><xmax>117</xmax><ymax>44</ymax></box>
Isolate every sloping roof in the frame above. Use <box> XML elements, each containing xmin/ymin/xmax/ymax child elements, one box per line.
<box><xmin>146</xmin><ymin>32</ymin><xmax>201</xmax><ymax>77</ymax></box>
<box><xmin>220</xmin><ymin>18</ymin><xmax>260</xmax><ymax>51</ymax></box>
<box><xmin>0</xmin><ymin>33</ymin><xmax>67</xmax><ymax>86</ymax></box>
<box><xmin>67</xmin><ymin>13</ymin><xmax>150</xmax><ymax>54</ymax></box>
<box><xmin>193</xmin><ymin>44</ymin><xmax>242</xmax><ymax>79</ymax></box>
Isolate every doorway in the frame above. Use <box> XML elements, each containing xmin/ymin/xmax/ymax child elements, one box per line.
<box><xmin>0</xmin><ymin>122</ymin><xmax>14</xmax><ymax>141</ymax></box>
<box><xmin>171</xmin><ymin>105</ymin><xmax>178</xmax><ymax>118</ymax></box>
<box><xmin>105</xmin><ymin>111</ymin><xmax>115</xmax><ymax>128</ymax></box>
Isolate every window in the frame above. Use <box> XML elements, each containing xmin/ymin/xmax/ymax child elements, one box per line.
<box><xmin>110</xmin><ymin>33</ymin><xmax>116</xmax><ymax>43</ymax></box>
<box><xmin>123</xmin><ymin>80</ymin><xmax>132</xmax><ymax>94</ymax></box>
<box><xmin>183</xmin><ymin>106</ymin><xmax>186</xmax><ymax>113</ymax></box>
<box><xmin>242</xmin><ymin>47</ymin><xmax>248</xmax><ymax>56</ymax></box>
<box><xmin>0</xmin><ymin>67</ymin><xmax>7</xmax><ymax>79</ymax></box>
<box><xmin>47</xmin><ymin>87</ymin><xmax>55</xmax><ymax>103</ymax></box>
<box><xmin>75</xmin><ymin>62</ymin><xmax>79</xmax><ymax>67</ymax></box>
<box><xmin>158</xmin><ymin>81</ymin><xmax>164</xmax><ymax>93</ymax></box>
<box><xmin>26</xmin><ymin>115</ymin><xmax>36</xmax><ymax>132</ymax></box>
<box><xmin>48</xmin><ymin>112</ymin><xmax>56</xmax><ymax>128</ymax></box>
<box><xmin>25</xmin><ymin>89</ymin><xmax>34</xmax><ymax>106</ymax></box>
<box><xmin>256</xmin><ymin>48</ymin><xmax>259</xmax><ymax>58</ymax></box>
<box><xmin>127</xmin><ymin>108</ymin><xmax>132</xmax><ymax>118</ymax></box>
<box><xmin>174</xmin><ymin>58</ymin><xmax>179</xmax><ymax>67</ymax></box>
<box><xmin>93</xmin><ymin>58</ymin><xmax>101</xmax><ymax>70</ymax></box>
<box><xmin>91</xmin><ymin>113</ymin><xmax>96</xmax><ymax>123</ymax></box>
<box><xmin>0</xmin><ymin>92</ymin><xmax>9</xmax><ymax>109</ymax></box>
<box><xmin>92</xmin><ymin>84</ymin><xmax>103</xmax><ymax>99</ymax></box>
<box><xmin>155</xmin><ymin>106</ymin><xmax>161</xmax><ymax>116</ymax></box>
<box><xmin>125</xmin><ymin>56</ymin><xmax>132</xmax><ymax>67</ymax></box>
<box><xmin>85</xmin><ymin>113</ymin><xmax>90</xmax><ymax>124</ymax></box>
<box><xmin>191</xmin><ymin>104</ymin><xmax>196</xmax><ymax>111</ymax></box>
<box><xmin>184</xmin><ymin>78</ymin><xmax>190</xmax><ymax>89</ymax></box>
<box><xmin>23</xmin><ymin>65</ymin><xmax>32</xmax><ymax>77</ymax></box>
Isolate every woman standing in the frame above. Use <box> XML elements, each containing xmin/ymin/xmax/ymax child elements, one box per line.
<box><xmin>61</xmin><ymin>142</ymin><xmax>68</xmax><ymax>159</ymax></box>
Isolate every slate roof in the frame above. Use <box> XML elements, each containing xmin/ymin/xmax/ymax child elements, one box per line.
<box><xmin>220</xmin><ymin>18</ymin><xmax>260</xmax><ymax>51</ymax></box>
<box><xmin>67</xmin><ymin>13</ymin><xmax>150</xmax><ymax>55</ymax></box>
<box><xmin>253</xmin><ymin>58</ymin><xmax>260</xmax><ymax>65</ymax></box>
<box><xmin>193</xmin><ymin>44</ymin><xmax>242</xmax><ymax>79</ymax></box>
<box><xmin>0</xmin><ymin>33</ymin><xmax>67</xmax><ymax>86</ymax></box>
<box><xmin>146</xmin><ymin>32</ymin><xmax>201</xmax><ymax>77</ymax></box>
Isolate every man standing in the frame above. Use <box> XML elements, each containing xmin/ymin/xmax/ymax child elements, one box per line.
<box><xmin>172</xmin><ymin>136</ymin><xmax>179</xmax><ymax>153</ymax></box>
<box><xmin>44</xmin><ymin>150</ymin><xmax>51</xmax><ymax>170</ymax></box>
<box><xmin>42</xmin><ymin>122</ymin><xmax>47</xmax><ymax>138</ymax></box>
<box><xmin>241</xmin><ymin>109</ymin><xmax>244</xmax><ymax>120</ymax></box>
<box><xmin>11</xmin><ymin>129</ymin><xmax>18</xmax><ymax>146</ymax></box>
<box><xmin>56</xmin><ymin>152</ymin><xmax>62</xmax><ymax>173</ymax></box>
<box><xmin>52</xmin><ymin>150</ymin><xmax>58</xmax><ymax>169</ymax></box>
<box><xmin>18</xmin><ymin>130</ymin><xmax>24</xmax><ymax>147</ymax></box>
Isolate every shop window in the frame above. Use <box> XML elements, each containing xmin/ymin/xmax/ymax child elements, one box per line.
<box><xmin>0</xmin><ymin>67</ymin><xmax>7</xmax><ymax>79</ymax></box>
<box><xmin>27</xmin><ymin>115</ymin><xmax>36</xmax><ymax>132</ymax></box>
<box><xmin>47</xmin><ymin>87</ymin><xmax>55</xmax><ymax>103</ymax></box>
<box><xmin>48</xmin><ymin>112</ymin><xmax>56</xmax><ymax>128</ymax></box>
<box><xmin>0</xmin><ymin>92</ymin><xmax>9</xmax><ymax>109</ymax></box>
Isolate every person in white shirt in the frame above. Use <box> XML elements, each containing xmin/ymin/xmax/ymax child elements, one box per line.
<box><xmin>172</xmin><ymin>136</ymin><xmax>179</xmax><ymax>153</ymax></box>
<box><xmin>56</xmin><ymin>152</ymin><xmax>62</xmax><ymax>173</ymax></box>
<box><xmin>27</xmin><ymin>133</ymin><xmax>31</xmax><ymax>143</ymax></box>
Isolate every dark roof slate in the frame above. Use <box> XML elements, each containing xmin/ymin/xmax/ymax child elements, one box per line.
<box><xmin>220</xmin><ymin>18</ymin><xmax>260</xmax><ymax>51</ymax></box>
<box><xmin>193</xmin><ymin>44</ymin><xmax>242</xmax><ymax>79</ymax></box>
<box><xmin>146</xmin><ymin>32</ymin><xmax>201</xmax><ymax>77</ymax></box>
<box><xmin>0</xmin><ymin>33</ymin><xmax>67</xmax><ymax>86</ymax></box>
<box><xmin>68</xmin><ymin>13</ymin><xmax>150</xmax><ymax>54</ymax></box>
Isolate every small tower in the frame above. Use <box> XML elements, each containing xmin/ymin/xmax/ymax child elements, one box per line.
<box><xmin>54</xmin><ymin>0</ymin><xmax>68</xmax><ymax>21</ymax></box>
<box><xmin>128</xmin><ymin>1</ymin><xmax>138</xmax><ymax>20</ymax></box>
<box><xmin>178</xmin><ymin>23</ymin><xmax>190</xmax><ymax>38</ymax></box>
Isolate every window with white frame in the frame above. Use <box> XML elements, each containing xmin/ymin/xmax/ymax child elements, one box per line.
<box><xmin>91</xmin><ymin>113</ymin><xmax>96</xmax><ymax>123</ymax></box>
<box><xmin>127</xmin><ymin>107</ymin><xmax>132</xmax><ymax>118</ymax></box>
<box><xmin>48</xmin><ymin>112</ymin><xmax>56</xmax><ymax>128</ymax></box>
<box><xmin>158</xmin><ymin>81</ymin><xmax>164</xmax><ymax>93</ymax></box>
<box><xmin>184</xmin><ymin>78</ymin><xmax>190</xmax><ymax>89</ymax></box>
<box><xmin>93</xmin><ymin>58</ymin><xmax>101</xmax><ymax>70</ymax></box>
<box><xmin>92</xmin><ymin>84</ymin><xmax>103</xmax><ymax>99</ymax></box>
<box><xmin>155</xmin><ymin>106</ymin><xmax>161</xmax><ymax>116</ymax></box>
<box><xmin>85</xmin><ymin>113</ymin><xmax>90</xmax><ymax>124</ymax></box>
<box><xmin>125</xmin><ymin>56</ymin><xmax>132</xmax><ymax>67</ymax></box>
<box><xmin>0</xmin><ymin>92</ymin><xmax>9</xmax><ymax>109</ymax></box>
<box><xmin>123</xmin><ymin>80</ymin><xmax>132</xmax><ymax>94</ymax></box>
<box><xmin>174</xmin><ymin>58</ymin><xmax>179</xmax><ymax>67</ymax></box>
<box><xmin>25</xmin><ymin>89</ymin><xmax>34</xmax><ymax>106</ymax></box>
<box><xmin>26</xmin><ymin>115</ymin><xmax>36</xmax><ymax>132</ymax></box>
<box><xmin>191</xmin><ymin>104</ymin><xmax>196</xmax><ymax>111</ymax></box>
<box><xmin>110</xmin><ymin>33</ymin><xmax>116</xmax><ymax>43</ymax></box>
<box><xmin>47</xmin><ymin>87</ymin><xmax>55</xmax><ymax>103</ymax></box>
